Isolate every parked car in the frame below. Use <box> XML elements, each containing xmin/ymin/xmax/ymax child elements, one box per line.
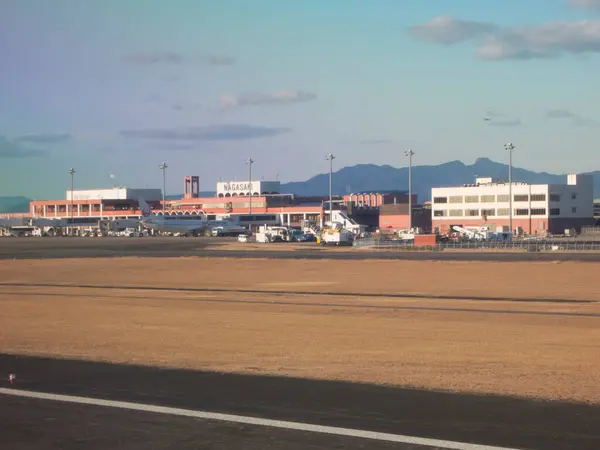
<box><xmin>237</xmin><ymin>233</ymin><xmax>251</xmax><ymax>243</ymax></box>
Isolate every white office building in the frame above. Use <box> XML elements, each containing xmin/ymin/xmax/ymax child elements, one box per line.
<box><xmin>431</xmin><ymin>174</ymin><xmax>594</xmax><ymax>235</ymax></box>
<box><xmin>66</xmin><ymin>187</ymin><xmax>162</xmax><ymax>202</ymax></box>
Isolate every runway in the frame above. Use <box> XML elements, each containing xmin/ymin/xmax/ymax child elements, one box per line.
<box><xmin>2</xmin><ymin>236</ymin><xmax>600</xmax><ymax>261</ymax></box>
<box><xmin>2</xmin><ymin>354</ymin><xmax>600</xmax><ymax>449</ymax></box>
<box><xmin>2</xmin><ymin>394</ymin><xmax>411</xmax><ymax>450</ymax></box>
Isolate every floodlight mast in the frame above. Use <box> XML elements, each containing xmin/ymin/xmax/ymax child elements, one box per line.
<box><xmin>404</xmin><ymin>149</ymin><xmax>415</xmax><ymax>230</ymax></box>
<box><xmin>504</xmin><ymin>143</ymin><xmax>516</xmax><ymax>235</ymax></box>
<box><xmin>325</xmin><ymin>153</ymin><xmax>335</xmax><ymax>226</ymax></box>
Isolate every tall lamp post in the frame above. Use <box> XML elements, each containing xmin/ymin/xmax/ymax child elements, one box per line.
<box><xmin>159</xmin><ymin>162</ymin><xmax>168</xmax><ymax>214</ymax></box>
<box><xmin>245</xmin><ymin>158</ymin><xmax>254</xmax><ymax>215</ymax></box>
<box><xmin>325</xmin><ymin>153</ymin><xmax>335</xmax><ymax>226</ymax></box>
<box><xmin>68</xmin><ymin>168</ymin><xmax>75</xmax><ymax>235</ymax></box>
<box><xmin>504</xmin><ymin>143</ymin><xmax>515</xmax><ymax>234</ymax></box>
<box><xmin>404</xmin><ymin>149</ymin><xmax>414</xmax><ymax>230</ymax></box>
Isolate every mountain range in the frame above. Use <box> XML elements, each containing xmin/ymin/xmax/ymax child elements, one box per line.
<box><xmin>2</xmin><ymin>158</ymin><xmax>598</xmax><ymax>212</ymax></box>
<box><xmin>281</xmin><ymin>158</ymin><xmax>600</xmax><ymax>202</ymax></box>
<box><xmin>0</xmin><ymin>196</ymin><xmax>32</xmax><ymax>214</ymax></box>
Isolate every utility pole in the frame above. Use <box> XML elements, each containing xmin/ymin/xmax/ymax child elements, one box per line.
<box><xmin>404</xmin><ymin>149</ymin><xmax>414</xmax><ymax>230</ymax></box>
<box><xmin>245</xmin><ymin>158</ymin><xmax>254</xmax><ymax>215</ymax></box>
<box><xmin>504</xmin><ymin>143</ymin><xmax>515</xmax><ymax>235</ymax></box>
<box><xmin>325</xmin><ymin>153</ymin><xmax>335</xmax><ymax>226</ymax></box>
<box><xmin>159</xmin><ymin>162</ymin><xmax>167</xmax><ymax>214</ymax></box>
<box><xmin>68</xmin><ymin>168</ymin><xmax>75</xmax><ymax>236</ymax></box>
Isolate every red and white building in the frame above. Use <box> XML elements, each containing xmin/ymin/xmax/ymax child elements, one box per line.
<box><xmin>28</xmin><ymin>176</ymin><xmax>329</xmax><ymax>228</ymax></box>
<box><xmin>431</xmin><ymin>174</ymin><xmax>595</xmax><ymax>235</ymax></box>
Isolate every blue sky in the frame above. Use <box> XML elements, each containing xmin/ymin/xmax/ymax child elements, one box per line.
<box><xmin>2</xmin><ymin>0</ymin><xmax>600</xmax><ymax>198</ymax></box>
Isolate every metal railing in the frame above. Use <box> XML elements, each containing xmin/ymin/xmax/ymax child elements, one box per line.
<box><xmin>581</xmin><ymin>226</ymin><xmax>600</xmax><ymax>236</ymax></box>
<box><xmin>353</xmin><ymin>237</ymin><xmax>600</xmax><ymax>252</ymax></box>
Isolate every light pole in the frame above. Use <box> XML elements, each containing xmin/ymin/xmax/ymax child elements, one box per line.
<box><xmin>68</xmin><ymin>168</ymin><xmax>75</xmax><ymax>235</ymax></box>
<box><xmin>504</xmin><ymin>142</ymin><xmax>515</xmax><ymax>234</ymax></box>
<box><xmin>245</xmin><ymin>158</ymin><xmax>254</xmax><ymax>215</ymax></box>
<box><xmin>325</xmin><ymin>153</ymin><xmax>335</xmax><ymax>226</ymax></box>
<box><xmin>159</xmin><ymin>162</ymin><xmax>167</xmax><ymax>214</ymax></box>
<box><xmin>405</xmin><ymin>149</ymin><xmax>414</xmax><ymax>230</ymax></box>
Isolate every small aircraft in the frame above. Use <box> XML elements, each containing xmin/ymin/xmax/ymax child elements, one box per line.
<box><xmin>138</xmin><ymin>198</ymin><xmax>208</xmax><ymax>236</ymax></box>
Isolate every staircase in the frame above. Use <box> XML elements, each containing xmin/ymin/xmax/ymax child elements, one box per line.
<box><xmin>332</xmin><ymin>211</ymin><xmax>365</xmax><ymax>235</ymax></box>
<box><xmin>301</xmin><ymin>220</ymin><xmax>322</xmax><ymax>237</ymax></box>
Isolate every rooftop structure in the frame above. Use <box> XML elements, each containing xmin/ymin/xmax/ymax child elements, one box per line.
<box><xmin>216</xmin><ymin>180</ymin><xmax>281</xmax><ymax>197</ymax></box>
<box><xmin>343</xmin><ymin>191</ymin><xmax>414</xmax><ymax>209</ymax></box>
<box><xmin>66</xmin><ymin>187</ymin><xmax>162</xmax><ymax>202</ymax></box>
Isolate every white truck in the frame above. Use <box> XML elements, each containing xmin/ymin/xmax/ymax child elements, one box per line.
<box><xmin>256</xmin><ymin>225</ymin><xmax>289</xmax><ymax>243</ymax></box>
<box><xmin>320</xmin><ymin>226</ymin><xmax>354</xmax><ymax>246</ymax></box>
<box><xmin>119</xmin><ymin>227</ymin><xmax>147</xmax><ymax>237</ymax></box>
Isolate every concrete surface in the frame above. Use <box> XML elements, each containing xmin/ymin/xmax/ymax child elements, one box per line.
<box><xmin>1</xmin><ymin>354</ymin><xmax>599</xmax><ymax>449</ymax></box>
<box><xmin>2</xmin><ymin>236</ymin><xmax>600</xmax><ymax>261</ymax></box>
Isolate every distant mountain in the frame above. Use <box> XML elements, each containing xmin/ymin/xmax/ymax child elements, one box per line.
<box><xmin>281</xmin><ymin>158</ymin><xmax>600</xmax><ymax>202</ymax></box>
<box><xmin>0</xmin><ymin>196</ymin><xmax>32</xmax><ymax>213</ymax></box>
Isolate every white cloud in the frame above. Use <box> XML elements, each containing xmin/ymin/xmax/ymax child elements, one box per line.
<box><xmin>15</xmin><ymin>133</ymin><xmax>71</xmax><ymax>144</ymax></box>
<box><xmin>219</xmin><ymin>90</ymin><xmax>317</xmax><ymax>108</ymax></box>
<box><xmin>122</xmin><ymin>52</ymin><xmax>236</xmax><ymax>66</ymax></box>
<box><xmin>408</xmin><ymin>16</ymin><xmax>497</xmax><ymax>45</ymax></box>
<box><xmin>409</xmin><ymin>15</ymin><xmax>600</xmax><ymax>60</ymax></box>
<box><xmin>567</xmin><ymin>0</ymin><xmax>600</xmax><ymax>10</ymax></box>
<box><xmin>0</xmin><ymin>135</ymin><xmax>45</xmax><ymax>158</ymax></box>
<box><xmin>545</xmin><ymin>109</ymin><xmax>598</xmax><ymax>126</ymax></box>
<box><xmin>121</xmin><ymin>52</ymin><xmax>184</xmax><ymax>65</ymax></box>
<box><xmin>120</xmin><ymin>124</ymin><xmax>291</xmax><ymax>141</ymax></box>
<box><xmin>358</xmin><ymin>139</ymin><xmax>395</xmax><ymax>145</ymax></box>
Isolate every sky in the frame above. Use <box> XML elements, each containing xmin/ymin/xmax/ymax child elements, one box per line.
<box><xmin>2</xmin><ymin>0</ymin><xmax>600</xmax><ymax>198</ymax></box>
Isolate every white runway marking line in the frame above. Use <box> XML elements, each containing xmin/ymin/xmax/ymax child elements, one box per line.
<box><xmin>0</xmin><ymin>388</ymin><xmax>521</xmax><ymax>450</ymax></box>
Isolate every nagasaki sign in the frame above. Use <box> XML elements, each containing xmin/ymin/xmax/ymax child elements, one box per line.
<box><xmin>222</xmin><ymin>182</ymin><xmax>256</xmax><ymax>192</ymax></box>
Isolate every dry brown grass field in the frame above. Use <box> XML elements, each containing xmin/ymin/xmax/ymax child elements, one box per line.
<box><xmin>2</xmin><ymin>257</ymin><xmax>600</xmax><ymax>403</ymax></box>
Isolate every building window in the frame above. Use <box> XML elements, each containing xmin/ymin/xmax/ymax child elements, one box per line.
<box><xmin>571</xmin><ymin>193</ymin><xmax>577</xmax><ymax>200</ymax></box>
<box><xmin>465</xmin><ymin>195</ymin><xmax>479</xmax><ymax>203</ymax></box>
<box><xmin>449</xmin><ymin>209</ymin><xmax>463</xmax><ymax>216</ymax></box>
<box><xmin>515</xmin><ymin>208</ymin><xmax>529</xmax><ymax>216</ymax></box>
<box><xmin>433</xmin><ymin>197</ymin><xmax>448</xmax><ymax>204</ymax></box>
<box><xmin>497</xmin><ymin>208</ymin><xmax>509</xmax><ymax>216</ymax></box>
<box><xmin>550</xmin><ymin>194</ymin><xmax>560</xmax><ymax>202</ymax></box>
<box><xmin>466</xmin><ymin>209</ymin><xmax>479</xmax><ymax>217</ymax></box>
<box><xmin>530</xmin><ymin>194</ymin><xmax>546</xmax><ymax>201</ymax></box>
<box><xmin>481</xmin><ymin>208</ymin><xmax>495</xmax><ymax>217</ymax></box>
<box><xmin>480</xmin><ymin>195</ymin><xmax>495</xmax><ymax>203</ymax></box>
<box><xmin>497</xmin><ymin>194</ymin><xmax>509</xmax><ymax>202</ymax></box>
<box><xmin>572</xmin><ymin>207</ymin><xmax>577</xmax><ymax>213</ymax></box>
<box><xmin>550</xmin><ymin>208</ymin><xmax>560</xmax><ymax>216</ymax></box>
<box><xmin>530</xmin><ymin>208</ymin><xmax>546</xmax><ymax>215</ymax></box>
<box><xmin>514</xmin><ymin>195</ymin><xmax>529</xmax><ymax>202</ymax></box>
<box><xmin>433</xmin><ymin>210</ymin><xmax>446</xmax><ymax>217</ymax></box>
<box><xmin>449</xmin><ymin>196</ymin><xmax>463</xmax><ymax>204</ymax></box>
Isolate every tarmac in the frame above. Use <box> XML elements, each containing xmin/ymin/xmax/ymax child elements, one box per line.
<box><xmin>2</xmin><ymin>236</ymin><xmax>600</xmax><ymax>261</ymax></box>
<box><xmin>3</xmin><ymin>238</ymin><xmax>600</xmax><ymax>448</ymax></box>
<box><xmin>2</xmin><ymin>354</ymin><xmax>600</xmax><ymax>449</ymax></box>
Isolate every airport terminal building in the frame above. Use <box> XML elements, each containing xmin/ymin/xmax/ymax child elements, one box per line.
<box><xmin>431</xmin><ymin>174</ymin><xmax>595</xmax><ymax>235</ymax></box>
<box><xmin>28</xmin><ymin>178</ymin><xmax>326</xmax><ymax>228</ymax></box>
<box><xmin>27</xmin><ymin>175</ymin><xmax>424</xmax><ymax>231</ymax></box>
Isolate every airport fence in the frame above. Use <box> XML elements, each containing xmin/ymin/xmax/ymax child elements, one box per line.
<box><xmin>353</xmin><ymin>238</ymin><xmax>600</xmax><ymax>252</ymax></box>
